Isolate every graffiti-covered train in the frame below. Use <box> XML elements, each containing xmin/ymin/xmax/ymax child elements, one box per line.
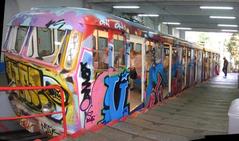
<box><xmin>2</xmin><ymin>7</ymin><xmax>219</xmax><ymax>136</ymax></box>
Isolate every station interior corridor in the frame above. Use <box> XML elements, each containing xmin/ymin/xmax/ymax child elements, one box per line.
<box><xmin>69</xmin><ymin>73</ymin><xmax>239</xmax><ymax>141</ymax></box>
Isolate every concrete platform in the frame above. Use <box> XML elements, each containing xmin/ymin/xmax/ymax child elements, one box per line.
<box><xmin>0</xmin><ymin>72</ymin><xmax>23</xmax><ymax>132</ymax></box>
<box><xmin>66</xmin><ymin>73</ymin><xmax>239</xmax><ymax>141</ymax></box>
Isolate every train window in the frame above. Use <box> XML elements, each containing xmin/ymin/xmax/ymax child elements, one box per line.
<box><xmin>57</xmin><ymin>30</ymin><xmax>65</xmax><ymax>42</ymax></box>
<box><xmin>4</xmin><ymin>26</ymin><xmax>17</xmax><ymax>52</ymax></box>
<box><xmin>145</xmin><ymin>43</ymin><xmax>153</xmax><ymax>71</ymax></box>
<box><xmin>54</xmin><ymin>30</ymin><xmax>69</xmax><ymax>65</ymax></box>
<box><xmin>172</xmin><ymin>49</ymin><xmax>177</xmax><ymax>62</ymax></box>
<box><xmin>28</xmin><ymin>28</ymin><xmax>69</xmax><ymax>65</ymax></box>
<box><xmin>37</xmin><ymin>27</ymin><xmax>54</xmax><ymax>57</ymax></box>
<box><xmin>15</xmin><ymin>26</ymin><xmax>28</xmax><ymax>53</ymax></box>
<box><xmin>64</xmin><ymin>30</ymin><xmax>82</xmax><ymax>70</ymax></box>
<box><xmin>93</xmin><ymin>29</ymin><xmax>109</xmax><ymax>70</ymax></box>
<box><xmin>27</xmin><ymin>35</ymin><xmax>34</xmax><ymax>57</ymax></box>
<box><xmin>92</xmin><ymin>35</ymin><xmax>96</xmax><ymax>50</ymax></box>
<box><xmin>98</xmin><ymin>37</ymin><xmax>108</xmax><ymax>69</ymax></box>
<box><xmin>156</xmin><ymin>43</ymin><xmax>163</xmax><ymax>64</ymax></box>
<box><xmin>183</xmin><ymin>48</ymin><xmax>186</xmax><ymax>57</ymax></box>
<box><xmin>164</xmin><ymin>48</ymin><xmax>169</xmax><ymax>56</ymax></box>
<box><xmin>177</xmin><ymin>47</ymin><xmax>183</xmax><ymax>64</ymax></box>
<box><xmin>129</xmin><ymin>42</ymin><xmax>134</xmax><ymax>50</ymax></box>
<box><xmin>99</xmin><ymin>37</ymin><xmax>108</xmax><ymax>51</ymax></box>
<box><xmin>3</xmin><ymin>27</ymin><xmax>14</xmax><ymax>51</ymax></box>
<box><xmin>188</xmin><ymin>49</ymin><xmax>191</xmax><ymax>57</ymax></box>
<box><xmin>135</xmin><ymin>43</ymin><xmax>142</xmax><ymax>52</ymax></box>
<box><xmin>114</xmin><ymin>35</ymin><xmax>125</xmax><ymax>68</ymax></box>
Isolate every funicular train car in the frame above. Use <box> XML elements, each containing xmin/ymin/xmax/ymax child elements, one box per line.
<box><xmin>2</xmin><ymin>7</ymin><xmax>220</xmax><ymax>136</ymax></box>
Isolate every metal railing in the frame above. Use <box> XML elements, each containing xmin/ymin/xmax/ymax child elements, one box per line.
<box><xmin>0</xmin><ymin>85</ymin><xmax>67</xmax><ymax>137</ymax></box>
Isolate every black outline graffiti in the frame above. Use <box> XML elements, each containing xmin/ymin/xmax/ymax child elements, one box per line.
<box><xmin>80</xmin><ymin>62</ymin><xmax>95</xmax><ymax>123</ymax></box>
<box><xmin>99</xmin><ymin>71</ymin><xmax>130</xmax><ymax>124</ymax></box>
<box><xmin>5</xmin><ymin>57</ymin><xmax>70</xmax><ymax>123</ymax></box>
<box><xmin>40</xmin><ymin>122</ymin><xmax>60</xmax><ymax>136</ymax></box>
<box><xmin>45</xmin><ymin>19</ymin><xmax>65</xmax><ymax>30</ymax></box>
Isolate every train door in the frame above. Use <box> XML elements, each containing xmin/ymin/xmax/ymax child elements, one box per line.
<box><xmin>210</xmin><ymin>53</ymin><xmax>214</xmax><ymax>77</ymax></box>
<box><xmin>182</xmin><ymin>47</ymin><xmax>187</xmax><ymax>89</ymax></box>
<box><xmin>194</xmin><ymin>49</ymin><xmax>198</xmax><ymax>83</ymax></box>
<box><xmin>186</xmin><ymin>47</ymin><xmax>191</xmax><ymax>88</ymax></box>
<box><xmin>113</xmin><ymin>31</ymin><xmax>126</xmax><ymax>70</ymax></box>
<box><xmin>177</xmin><ymin>45</ymin><xmax>183</xmax><ymax>93</ymax></box>
<box><xmin>203</xmin><ymin>51</ymin><xmax>208</xmax><ymax>80</ymax></box>
<box><xmin>213</xmin><ymin>53</ymin><xmax>216</xmax><ymax>76</ymax></box>
<box><xmin>162</xmin><ymin>43</ymin><xmax>170</xmax><ymax>96</ymax></box>
<box><xmin>171</xmin><ymin>46</ymin><xmax>177</xmax><ymax>95</ymax></box>
<box><xmin>145</xmin><ymin>41</ymin><xmax>165</xmax><ymax>106</ymax></box>
<box><xmin>171</xmin><ymin>44</ymin><xmax>182</xmax><ymax>95</ymax></box>
<box><xmin>128</xmin><ymin>34</ymin><xmax>144</xmax><ymax>111</ymax></box>
<box><xmin>190</xmin><ymin>48</ymin><xmax>195</xmax><ymax>85</ymax></box>
<box><xmin>93</xmin><ymin>29</ymin><xmax>109</xmax><ymax>75</ymax></box>
<box><xmin>208</xmin><ymin>52</ymin><xmax>211</xmax><ymax>78</ymax></box>
<box><xmin>197</xmin><ymin>50</ymin><xmax>203</xmax><ymax>82</ymax></box>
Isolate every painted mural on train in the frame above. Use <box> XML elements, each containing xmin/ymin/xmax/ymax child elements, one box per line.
<box><xmin>2</xmin><ymin>7</ymin><xmax>220</xmax><ymax>136</ymax></box>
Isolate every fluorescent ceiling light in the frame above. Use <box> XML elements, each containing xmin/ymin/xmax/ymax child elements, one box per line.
<box><xmin>113</xmin><ymin>6</ymin><xmax>140</xmax><ymax>9</ymax></box>
<box><xmin>209</xmin><ymin>16</ymin><xmax>236</xmax><ymax>19</ymax></box>
<box><xmin>138</xmin><ymin>14</ymin><xmax>159</xmax><ymax>17</ymax></box>
<box><xmin>176</xmin><ymin>27</ymin><xmax>192</xmax><ymax>30</ymax></box>
<box><xmin>162</xmin><ymin>22</ymin><xmax>181</xmax><ymax>25</ymax></box>
<box><xmin>218</xmin><ymin>24</ymin><xmax>238</xmax><ymax>27</ymax></box>
<box><xmin>200</xmin><ymin>6</ymin><xmax>233</xmax><ymax>10</ymax></box>
<box><xmin>221</xmin><ymin>29</ymin><xmax>238</xmax><ymax>32</ymax></box>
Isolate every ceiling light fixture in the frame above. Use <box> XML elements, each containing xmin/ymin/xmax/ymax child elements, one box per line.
<box><xmin>138</xmin><ymin>14</ymin><xmax>159</xmax><ymax>17</ymax></box>
<box><xmin>221</xmin><ymin>29</ymin><xmax>238</xmax><ymax>32</ymax></box>
<box><xmin>162</xmin><ymin>22</ymin><xmax>181</xmax><ymax>25</ymax></box>
<box><xmin>218</xmin><ymin>24</ymin><xmax>238</xmax><ymax>27</ymax></box>
<box><xmin>113</xmin><ymin>6</ymin><xmax>140</xmax><ymax>9</ymax></box>
<box><xmin>209</xmin><ymin>16</ymin><xmax>236</xmax><ymax>19</ymax></box>
<box><xmin>200</xmin><ymin>6</ymin><xmax>233</xmax><ymax>10</ymax></box>
<box><xmin>176</xmin><ymin>27</ymin><xmax>192</xmax><ymax>30</ymax></box>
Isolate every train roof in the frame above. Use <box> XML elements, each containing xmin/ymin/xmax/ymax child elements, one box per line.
<box><xmin>8</xmin><ymin>7</ymin><xmax>218</xmax><ymax>53</ymax></box>
<box><xmin>8</xmin><ymin>7</ymin><xmax>153</xmax><ymax>33</ymax></box>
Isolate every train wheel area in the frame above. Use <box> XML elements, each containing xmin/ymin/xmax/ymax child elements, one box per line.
<box><xmin>63</xmin><ymin>73</ymin><xmax>239</xmax><ymax>141</ymax></box>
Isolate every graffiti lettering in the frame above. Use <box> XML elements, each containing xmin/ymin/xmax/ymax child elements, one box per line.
<box><xmin>5</xmin><ymin>58</ymin><xmax>70</xmax><ymax>123</ymax></box>
<box><xmin>85</xmin><ymin>105</ymin><xmax>95</xmax><ymax>123</ymax></box>
<box><xmin>80</xmin><ymin>62</ymin><xmax>95</xmax><ymax>123</ymax></box>
<box><xmin>101</xmin><ymin>71</ymin><xmax>129</xmax><ymax>124</ymax></box>
<box><xmin>145</xmin><ymin>63</ymin><xmax>165</xmax><ymax>107</ymax></box>
<box><xmin>45</xmin><ymin>19</ymin><xmax>65</xmax><ymax>30</ymax></box>
<box><xmin>114</xmin><ymin>22</ymin><xmax>125</xmax><ymax>30</ymax></box>
<box><xmin>80</xmin><ymin>62</ymin><xmax>91</xmax><ymax>111</ymax></box>
<box><xmin>20</xmin><ymin>119</ymin><xmax>34</xmax><ymax>130</ymax></box>
<box><xmin>99</xmin><ymin>19</ymin><xmax>110</xmax><ymax>27</ymax></box>
<box><xmin>20</xmin><ymin>118</ymin><xmax>39</xmax><ymax>133</ymax></box>
<box><xmin>40</xmin><ymin>122</ymin><xmax>60</xmax><ymax>136</ymax></box>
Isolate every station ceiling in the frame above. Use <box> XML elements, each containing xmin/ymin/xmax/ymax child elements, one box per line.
<box><xmin>86</xmin><ymin>0</ymin><xmax>239</xmax><ymax>32</ymax></box>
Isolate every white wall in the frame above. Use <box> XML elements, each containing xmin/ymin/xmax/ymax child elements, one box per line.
<box><xmin>2</xmin><ymin>0</ymin><xmax>84</xmax><ymax>61</ymax></box>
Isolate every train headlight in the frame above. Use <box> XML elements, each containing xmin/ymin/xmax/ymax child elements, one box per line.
<box><xmin>41</xmin><ymin>103</ymin><xmax>54</xmax><ymax>113</ymax></box>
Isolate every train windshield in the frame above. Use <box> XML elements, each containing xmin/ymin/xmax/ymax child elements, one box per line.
<box><xmin>28</xmin><ymin>27</ymin><xmax>70</xmax><ymax>65</ymax></box>
<box><xmin>4</xmin><ymin>26</ymin><xmax>72</xmax><ymax>66</ymax></box>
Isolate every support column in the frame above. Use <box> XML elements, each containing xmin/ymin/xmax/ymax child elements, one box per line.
<box><xmin>158</xmin><ymin>23</ymin><xmax>169</xmax><ymax>34</ymax></box>
<box><xmin>172</xmin><ymin>28</ymin><xmax>180</xmax><ymax>38</ymax></box>
<box><xmin>168</xmin><ymin>26</ymin><xmax>173</xmax><ymax>35</ymax></box>
<box><xmin>179</xmin><ymin>30</ymin><xmax>186</xmax><ymax>39</ymax></box>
